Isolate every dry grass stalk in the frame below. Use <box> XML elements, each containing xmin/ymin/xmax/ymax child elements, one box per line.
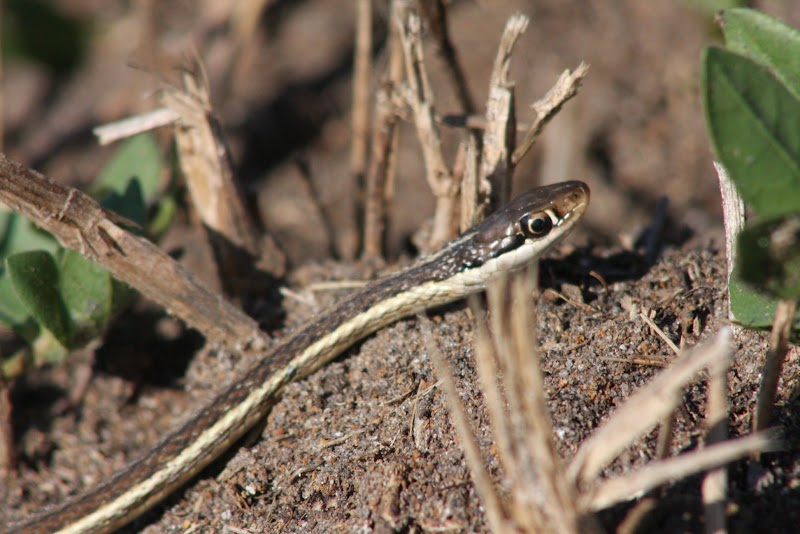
<box><xmin>161</xmin><ymin>68</ymin><xmax>255</xmax><ymax>248</ymax></box>
<box><xmin>361</xmin><ymin>85</ymin><xmax>399</xmax><ymax>260</ymax></box>
<box><xmin>361</xmin><ymin>0</ymin><xmax>405</xmax><ymax>259</ymax></box>
<box><xmin>753</xmin><ymin>299</ymin><xmax>797</xmax><ymax>437</ymax></box>
<box><xmin>478</xmin><ymin>14</ymin><xmax>527</xmax><ymax>215</ymax></box>
<box><xmin>702</xmin><ymin>352</ymin><xmax>732</xmax><ymax>534</ymax></box>
<box><xmin>712</xmin><ymin>161</ymin><xmax>744</xmax><ymax>324</ymax></box>
<box><xmin>420</xmin><ymin>315</ymin><xmax>509</xmax><ymax>532</ymax></box>
<box><xmin>587</xmin><ymin>432</ymin><xmax>774</xmax><ymax>511</ymax></box>
<box><xmin>568</xmin><ymin>329</ymin><xmax>734</xmax><ymax>484</ymax></box>
<box><xmin>492</xmin><ymin>272</ymin><xmax>588</xmax><ymax>533</ymax></box>
<box><xmin>415</xmin><ymin>0</ymin><xmax>476</xmax><ymax>115</ymax></box>
<box><xmin>431</xmin><ymin>281</ymin><xmax>777</xmax><ymax>532</ymax></box>
<box><xmin>93</xmin><ymin>108</ymin><xmax>180</xmax><ymax>145</ymax></box>
<box><xmin>351</xmin><ymin>0</ymin><xmax>372</xmax><ymax>180</ymax></box>
<box><xmin>429</xmin><ymin>269</ymin><xmax>592</xmax><ymax>534</ymax></box>
<box><xmin>161</xmin><ymin>67</ymin><xmax>286</xmax><ymax>290</ymax></box>
<box><xmin>459</xmin><ymin>135</ymin><xmax>481</xmax><ymax>232</ymax></box>
<box><xmin>397</xmin><ymin>12</ymin><xmax>458</xmax><ymax>250</ymax></box>
<box><xmin>511</xmin><ymin>62</ymin><xmax>589</xmax><ymax>166</ymax></box>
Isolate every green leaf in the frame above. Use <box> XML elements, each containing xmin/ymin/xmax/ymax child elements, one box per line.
<box><xmin>94</xmin><ymin>133</ymin><xmax>162</xmax><ymax>204</ymax></box>
<box><xmin>0</xmin><ymin>269</ymin><xmax>38</xmax><ymax>340</ymax></box>
<box><xmin>729</xmin><ymin>276</ymin><xmax>778</xmax><ymax>328</ymax></box>
<box><xmin>729</xmin><ymin>276</ymin><xmax>800</xmax><ymax>339</ymax></box>
<box><xmin>6</xmin><ymin>251</ymin><xmax>72</xmax><ymax>348</ymax></box>
<box><xmin>60</xmin><ymin>250</ymin><xmax>113</xmax><ymax>333</ymax></box>
<box><xmin>101</xmin><ymin>179</ymin><xmax>147</xmax><ymax>227</ymax></box>
<box><xmin>0</xmin><ymin>210</ymin><xmax>57</xmax><ymax>341</ymax></box>
<box><xmin>736</xmin><ymin>215</ymin><xmax>800</xmax><ymax>299</ymax></box>
<box><xmin>702</xmin><ymin>46</ymin><xmax>800</xmax><ymax>218</ymax></box>
<box><xmin>722</xmin><ymin>8</ymin><xmax>800</xmax><ymax>101</ymax></box>
<box><xmin>148</xmin><ymin>194</ymin><xmax>177</xmax><ymax>238</ymax></box>
<box><xmin>0</xmin><ymin>210</ymin><xmax>59</xmax><ymax>257</ymax></box>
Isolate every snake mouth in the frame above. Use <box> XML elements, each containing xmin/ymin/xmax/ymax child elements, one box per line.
<box><xmin>549</xmin><ymin>180</ymin><xmax>590</xmax><ymax>228</ymax></box>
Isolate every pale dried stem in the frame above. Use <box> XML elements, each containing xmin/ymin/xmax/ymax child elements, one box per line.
<box><xmin>352</xmin><ymin>0</ymin><xmax>372</xmax><ymax>178</ymax></box>
<box><xmin>753</xmin><ymin>299</ymin><xmax>797</xmax><ymax>436</ymax></box>
<box><xmin>397</xmin><ymin>13</ymin><xmax>456</xmax><ymax>249</ymax></box>
<box><xmin>93</xmin><ymin>108</ymin><xmax>180</xmax><ymax>145</ymax></box>
<box><xmin>459</xmin><ymin>136</ymin><xmax>481</xmax><ymax>231</ymax></box>
<box><xmin>507</xmin><ymin>273</ymin><xmax>585</xmax><ymax>533</ymax></box>
<box><xmin>161</xmin><ymin>70</ymin><xmax>258</xmax><ymax>252</ymax></box>
<box><xmin>568</xmin><ymin>328</ymin><xmax>734</xmax><ymax>484</ymax></box>
<box><xmin>161</xmin><ymin>68</ymin><xmax>286</xmax><ymax>287</ymax></box>
<box><xmin>420</xmin><ymin>315</ymin><xmax>510</xmax><ymax>532</ymax></box>
<box><xmin>713</xmin><ymin>161</ymin><xmax>744</xmax><ymax>324</ymax></box>
<box><xmin>416</xmin><ymin>0</ymin><xmax>476</xmax><ymax>114</ymax></box>
<box><xmin>361</xmin><ymin>0</ymin><xmax>405</xmax><ymax>259</ymax></box>
<box><xmin>512</xmin><ymin>63</ymin><xmax>589</xmax><ymax>166</ymax></box>
<box><xmin>587</xmin><ymin>433</ymin><xmax>775</xmax><ymax>511</ymax></box>
<box><xmin>655</xmin><ymin>413</ymin><xmax>674</xmax><ymax>460</ymax></box>
<box><xmin>640</xmin><ymin>310</ymin><xmax>680</xmax><ymax>355</ymax></box>
<box><xmin>702</xmin><ymin>353</ymin><xmax>732</xmax><ymax>534</ymax></box>
<box><xmin>470</xmin><ymin>304</ymin><xmax>516</xmax><ymax>484</ymax></box>
<box><xmin>478</xmin><ymin>13</ymin><xmax>527</xmax><ymax>215</ymax></box>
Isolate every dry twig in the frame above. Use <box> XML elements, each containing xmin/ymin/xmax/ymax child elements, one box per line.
<box><xmin>351</xmin><ymin>0</ymin><xmax>372</xmax><ymax>181</ymax></box>
<box><xmin>588</xmin><ymin>432</ymin><xmax>775</xmax><ymax>511</ymax></box>
<box><xmin>93</xmin><ymin>108</ymin><xmax>180</xmax><ymax>145</ymax></box>
<box><xmin>415</xmin><ymin>0</ymin><xmax>476</xmax><ymax>115</ymax></box>
<box><xmin>161</xmin><ymin>67</ymin><xmax>286</xmax><ymax>290</ymax></box>
<box><xmin>477</xmin><ymin>13</ymin><xmax>527</xmax><ymax>215</ymax></box>
<box><xmin>713</xmin><ymin>161</ymin><xmax>744</xmax><ymax>324</ymax></box>
<box><xmin>397</xmin><ymin>12</ymin><xmax>457</xmax><ymax>249</ymax></box>
<box><xmin>362</xmin><ymin>0</ymin><xmax>405</xmax><ymax>259</ymax></box>
<box><xmin>420</xmin><ymin>314</ymin><xmax>509</xmax><ymax>532</ymax></box>
<box><xmin>0</xmin><ymin>154</ymin><xmax>267</xmax><ymax>349</ymax></box>
<box><xmin>702</xmin><ymin>351</ymin><xmax>732</xmax><ymax>534</ymax></box>
<box><xmin>753</xmin><ymin>299</ymin><xmax>797</xmax><ymax>437</ymax></box>
<box><xmin>568</xmin><ymin>329</ymin><xmax>734</xmax><ymax>485</ymax></box>
<box><xmin>511</xmin><ymin>62</ymin><xmax>589</xmax><ymax>166</ymax></box>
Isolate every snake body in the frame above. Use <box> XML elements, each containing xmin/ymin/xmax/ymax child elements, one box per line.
<box><xmin>10</xmin><ymin>181</ymin><xmax>589</xmax><ymax>533</ymax></box>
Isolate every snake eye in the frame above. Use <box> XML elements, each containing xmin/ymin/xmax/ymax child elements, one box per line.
<box><xmin>520</xmin><ymin>212</ymin><xmax>553</xmax><ymax>237</ymax></box>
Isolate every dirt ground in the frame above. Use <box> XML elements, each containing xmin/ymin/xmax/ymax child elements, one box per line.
<box><xmin>3</xmin><ymin>1</ymin><xmax>800</xmax><ymax>532</ymax></box>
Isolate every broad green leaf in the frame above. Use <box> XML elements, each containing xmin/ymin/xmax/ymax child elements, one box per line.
<box><xmin>101</xmin><ymin>179</ymin><xmax>147</xmax><ymax>227</ymax></box>
<box><xmin>736</xmin><ymin>215</ymin><xmax>800</xmax><ymax>299</ymax></box>
<box><xmin>0</xmin><ymin>210</ymin><xmax>59</xmax><ymax>257</ymax></box>
<box><xmin>702</xmin><ymin>46</ymin><xmax>800</xmax><ymax>217</ymax></box>
<box><xmin>94</xmin><ymin>133</ymin><xmax>162</xmax><ymax>204</ymax></box>
<box><xmin>0</xmin><ymin>269</ymin><xmax>38</xmax><ymax>340</ymax></box>
<box><xmin>0</xmin><ymin>267</ymin><xmax>29</xmax><ymax>325</ymax></box>
<box><xmin>148</xmin><ymin>194</ymin><xmax>177</xmax><ymax>238</ymax></box>
<box><xmin>729</xmin><ymin>276</ymin><xmax>772</xmax><ymax>327</ymax></box>
<box><xmin>729</xmin><ymin>276</ymin><xmax>800</xmax><ymax>332</ymax></box>
<box><xmin>722</xmin><ymin>8</ymin><xmax>800</xmax><ymax>100</ymax></box>
<box><xmin>0</xmin><ymin>211</ymin><xmax>57</xmax><ymax>341</ymax></box>
<box><xmin>6</xmin><ymin>251</ymin><xmax>72</xmax><ymax>348</ymax></box>
<box><xmin>60</xmin><ymin>250</ymin><xmax>113</xmax><ymax>332</ymax></box>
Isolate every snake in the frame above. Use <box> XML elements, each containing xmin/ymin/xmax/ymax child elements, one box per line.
<box><xmin>9</xmin><ymin>180</ymin><xmax>589</xmax><ymax>533</ymax></box>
